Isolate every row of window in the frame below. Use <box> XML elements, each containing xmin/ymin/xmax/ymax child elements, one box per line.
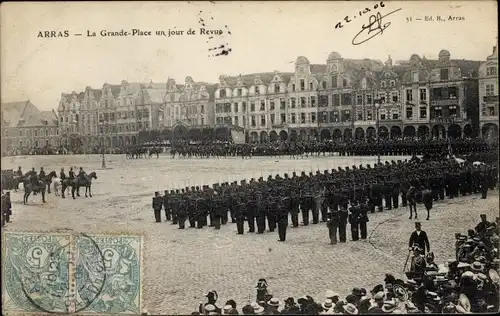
<box><xmin>215</xmin><ymin>90</ymin><xmax>420</xmax><ymax>114</ymax></box>
<box><xmin>216</xmin><ymin>69</ymin><xmax>460</xmax><ymax>99</ymax></box>
<box><xmin>16</xmin><ymin>139</ymin><xmax>57</xmax><ymax>147</ymax></box>
<box><xmin>165</xmin><ymin>94</ymin><xmax>207</xmax><ymax>102</ymax></box>
<box><xmin>216</xmin><ymin>109</ymin><xmax>407</xmax><ymax>128</ymax></box>
<box><xmin>163</xmin><ymin>117</ymin><xmax>206</xmax><ymax>126</ymax></box>
<box><xmin>4</xmin><ymin>129</ymin><xmax>58</xmax><ymax>138</ymax></box>
<box><xmin>165</xmin><ymin>105</ymin><xmax>205</xmax><ymax>116</ymax></box>
<box><xmin>60</xmin><ymin>110</ymin><xmax>150</xmax><ymax>124</ymax></box>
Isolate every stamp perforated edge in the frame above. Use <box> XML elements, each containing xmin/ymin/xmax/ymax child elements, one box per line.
<box><xmin>1</xmin><ymin>230</ymin><xmax>74</xmax><ymax>315</ymax></box>
<box><xmin>69</xmin><ymin>231</ymin><xmax>145</xmax><ymax>315</ymax></box>
<box><xmin>1</xmin><ymin>230</ymin><xmax>145</xmax><ymax>316</ymax></box>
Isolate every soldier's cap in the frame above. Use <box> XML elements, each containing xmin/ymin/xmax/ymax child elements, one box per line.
<box><xmin>191</xmin><ymin>186</ymin><xmax>195</xmax><ymax>190</ymax></box>
<box><xmin>164</xmin><ymin>190</ymin><xmax>168</xmax><ymax>193</ymax></box>
<box><xmin>480</xmin><ymin>214</ymin><xmax>487</xmax><ymax>217</ymax></box>
<box><xmin>154</xmin><ymin>191</ymin><xmax>159</xmax><ymax>195</ymax></box>
<box><xmin>415</xmin><ymin>222</ymin><xmax>421</xmax><ymax>226</ymax></box>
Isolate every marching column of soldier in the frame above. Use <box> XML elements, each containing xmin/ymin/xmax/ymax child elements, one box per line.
<box><xmin>152</xmin><ymin>156</ymin><xmax>497</xmax><ymax>243</ymax></box>
<box><xmin>166</xmin><ymin>137</ymin><xmax>495</xmax><ymax>159</ymax></box>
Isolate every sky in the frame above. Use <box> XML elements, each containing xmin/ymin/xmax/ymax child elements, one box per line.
<box><xmin>1</xmin><ymin>1</ymin><xmax>497</xmax><ymax>111</ymax></box>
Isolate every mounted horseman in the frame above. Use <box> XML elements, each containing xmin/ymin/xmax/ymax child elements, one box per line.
<box><xmin>71</xmin><ymin>168</ymin><xmax>98</xmax><ymax>199</ymax></box>
<box><xmin>23</xmin><ymin>169</ymin><xmax>57</xmax><ymax>205</ymax></box>
<box><xmin>60</xmin><ymin>167</ymin><xmax>74</xmax><ymax>199</ymax></box>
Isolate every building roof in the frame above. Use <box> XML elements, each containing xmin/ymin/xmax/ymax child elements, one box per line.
<box><xmin>223</xmin><ymin>72</ymin><xmax>295</xmax><ymax>87</ymax></box>
<box><xmin>205</xmin><ymin>84</ymin><xmax>218</xmax><ymax>101</ymax></box>
<box><xmin>22</xmin><ymin>110</ymin><xmax>58</xmax><ymax>127</ymax></box>
<box><xmin>1</xmin><ymin>101</ymin><xmax>30</xmax><ymax>127</ymax></box>
<box><xmin>110</xmin><ymin>85</ymin><xmax>122</xmax><ymax>97</ymax></box>
<box><xmin>145</xmin><ymin>88</ymin><xmax>168</xmax><ymax>103</ymax></box>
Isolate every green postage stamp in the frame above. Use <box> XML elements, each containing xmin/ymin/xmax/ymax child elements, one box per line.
<box><xmin>2</xmin><ymin>232</ymin><xmax>143</xmax><ymax>315</ymax></box>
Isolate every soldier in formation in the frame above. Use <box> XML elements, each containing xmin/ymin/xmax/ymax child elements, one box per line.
<box><xmin>150</xmin><ymin>157</ymin><xmax>496</xmax><ymax>244</ymax></box>
<box><xmin>1</xmin><ymin>191</ymin><xmax>12</xmax><ymax>227</ymax></box>
<box><xmin>167</xmin><ymin>137</ymin><xmax>495</xmax><ymax>159</ymax></box>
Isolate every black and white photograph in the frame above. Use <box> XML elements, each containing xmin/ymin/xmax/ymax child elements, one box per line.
<box><xmin>1</xmin><ymin>1</ymin><xmax>499</xmax><ymax>315</ymax></box>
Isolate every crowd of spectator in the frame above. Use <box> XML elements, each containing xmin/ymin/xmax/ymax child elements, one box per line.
<box><xmin>191</xmin><ymin>215</ymin><xmax>499</xmax><ymax>314</ymax></box>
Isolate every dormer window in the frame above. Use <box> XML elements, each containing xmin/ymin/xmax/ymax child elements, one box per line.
<box><xmin>390</xmin><ymin>80</ymin><xmax>395</xmax><ymax>87</ymax></box>
<box><xmin>220</xmin><ymin>89</ymin><xmax>226</xmax><ymax>98</ymax></box>
<box><xmin>381</xmin><ymin>81</ymin><xmax>387</xmax><ymax>88</ymax></box>
<box><xmin>486</xmin><ymin>67</ymin><xmax>496</xmax><ymax>76</ymax></box>
<box><xmin>385</xmin><ymin>73</ymin><xmax>390</xmax><ymax>78</ymax></box>
<box><xmin>255</xmin><ymin>87</ymin><xmax>260</xmax><ymax>95</ymax></box>
<box><xmin>440</xmin><ymin>68</ymin><xmax>449</xmax><ymax>81</ymax></box>
<box><xmin>412</xmin><ymin>72</ymin><xmax>419</xmax><ymax>83</ymax></box>
<box><xmin>342</xmin><ymin>79</ymin><xmax>348</xmax><ymax>87</ymax></box>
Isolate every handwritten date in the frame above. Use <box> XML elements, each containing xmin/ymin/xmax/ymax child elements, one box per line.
<box><xmin>335</xmin><ymin>1</ymin><xmax>386</xmax><ymax>29</ymax></box>
<box><xmin>351</xmin><ymin>8</ymin><xmax>402</xmax><ymax>45</ymax></box>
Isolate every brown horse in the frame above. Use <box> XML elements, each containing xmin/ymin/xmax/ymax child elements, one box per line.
<box><xmin>23</xmin><ymin>171</ymin><xmax>57</xmax><ymax>204</ymax></box>
<box><xmin>71</xmin><ymin>172</ymin><xmax>98</xmax><ymax>199</ymax></box>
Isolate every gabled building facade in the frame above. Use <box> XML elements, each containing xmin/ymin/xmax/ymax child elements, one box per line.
<box><xmin>1</xmin><ymin>100</ymin><xmax>59</xmax><ymax>155</ymax></box>
<box><xmin>428</xmin><ymin>50</ymin><xmax>480</xmax><ymax>139</ymax></box>
<box><xmin>478</xmin><ymin>45</ymin><xmax>499</xmax><ymax>139</ymax></box>
<box><xmin>162</xmin><ymin>77</ymin><xmax>216</xmax><ymax>141</ymax></box>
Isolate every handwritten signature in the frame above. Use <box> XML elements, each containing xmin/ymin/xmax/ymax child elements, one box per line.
<box><xmin>352</xmin><ymin>8</ymin><xmax>402</xmax><ymax>45</ymax></box>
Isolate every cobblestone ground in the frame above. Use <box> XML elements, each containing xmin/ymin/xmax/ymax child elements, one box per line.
<box><xmin>1</xmin><ymin>154</ymin><xmax>497</xmax><ymax>315</ymax></box>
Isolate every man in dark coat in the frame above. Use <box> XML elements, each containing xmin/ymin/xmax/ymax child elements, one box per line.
<box><xmin>349</xmin><ymin>202</ymin><xmax>360</xmax><ymax>241</ymax></box>
<box><xmin>327</xmin><ymin>210</ymin><xmax>340</xmax><ymax>245</ymax></box>
<box><xmin>276</xmin><ymin>199</ymin><xmax>289</xmax><ymax>242</ymax></box>
<box><xmin>152</xmin><ymin>191</ymin><xmax>163</xmax><ymax>223</ymax></box>
<box><xmin>234</xmin><ymin>194</ymin><xmax>245</xmax><ymax>235</ymax></box>
<box><xmin>359</xmin><ymin>201</ymin><xmax>369</xmax><ymax>239</ymax></box>
<box><xmin>408</xmin><ymin>222</ymin><xmax>430</xmax><ymax>255</ymax></box>
<box><xmin>245</xmin><ymin>194</ymin><xmax>257</xmax><ymax>233</ymax></box>
<box><xmin>290</xmin><ymin>187</ymin><xmax>300</xmax><ymax>228</ymax></box>
<box><xmin>338</xmin><ymin>206</ymin><xmax>349</xmax><ymax>243</ymax></box>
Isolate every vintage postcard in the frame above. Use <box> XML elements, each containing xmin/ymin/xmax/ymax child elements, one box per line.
<box><xmin>1</xmin><ymin>1</ymin><xmax>498</xmax><ymax>315</ymax></box>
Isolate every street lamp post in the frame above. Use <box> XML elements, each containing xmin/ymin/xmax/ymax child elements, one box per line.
<box><xmin>99</xmin><ymin>120</ymin><xmax>107</xmax><ymax>169</ymax></box>
<box><xmin>374</xmin><ymin>100</ymin><xmax>381</xmax><ymax>165</ymax></box>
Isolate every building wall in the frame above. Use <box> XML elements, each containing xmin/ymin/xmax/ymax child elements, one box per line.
<box><xmin>478</xmin><ymin>45</ymin><xmax>499</xmax><ymax>138</ymax></box>
<box><xmin>2</xmin><ymin>101</ymin><xmax>59</xmax><ymax>151</ymax></box>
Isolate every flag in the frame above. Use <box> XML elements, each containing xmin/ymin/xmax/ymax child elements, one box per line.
<box><xmin>447</xmin><ymin>138</ymin><xmax>453</xmax><ymax>157</ymax></box>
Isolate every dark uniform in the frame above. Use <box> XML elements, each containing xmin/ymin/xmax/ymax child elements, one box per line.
<box><xmin>327</xmin><ymin>210</ymin><xmax>340</xmax><ymax>244</ymax></box>
<box><xmin>359</xmin><ymin>202</ymin><xmax>369</xmax><ymax>239</ymax></box>
<box><xmin>246</xmin><ymin>195</ymin><xmax>257</xmax><ymax>233</ymax></box>
<box><xmin>276</xmin><ymin>199</ymin><xmax>289</xmax><ymax>242</ymax></box>
<box><xmin>349</xmin><ymin>203</ymin><xmax>360</xmax><ymax>241</ymax></box>
<box><xmin>177</xmin><ymin>197</ymin><xmax>187</xmax><ymax>229</ymax></box>
<box><xmin>152</xmin><ymin>192</ymin><xmax>163</xmax><ymax>222</ymax></box>
<box><xmin>163</xmin><ymin>190</ymin><xmax>171</xmax><ymax>221</ymax></box>
<box><xmin>234</xmin><ymin>195</ymin><xmax>245</xmax><ymax>234</ymax></box>
<box><xmin>290</xmin><ymin>188</ymin><xmax>300</xmax><ymax>228</ymax></box>
<box><xmin>339</xmin><ymin>207</ymin><xmax>349</xmax><ymax>243</ymax></box>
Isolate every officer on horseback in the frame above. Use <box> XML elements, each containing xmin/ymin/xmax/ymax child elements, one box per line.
<box><xmin>28</xmin><ymin>167</ymin><xmax>38</xmax><ymax>195</ymax></box>
<box><xmin>39</xmin><ymin>167</ymin><xmax>46</xmax><ymax>179</ymax></box>
<box><xmin>16</xmin><ymin>166</ymin><xmax>23</xmax><ymax>177</ymax></box>
<box><xmin>77</xmin><ymin>167</ymin><xmax>86</xmax><ymax>180</ymax></box>
<box><xmin>68</xmin><ymin>167</ymin><xmax>75</xmax><ymax>180</ymax></box>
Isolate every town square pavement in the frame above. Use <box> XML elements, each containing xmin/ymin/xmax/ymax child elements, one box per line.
<box><xmin>1</xmin><ymin>154</ymin><xmax>497</xmax><ymax>314</ymax></box>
